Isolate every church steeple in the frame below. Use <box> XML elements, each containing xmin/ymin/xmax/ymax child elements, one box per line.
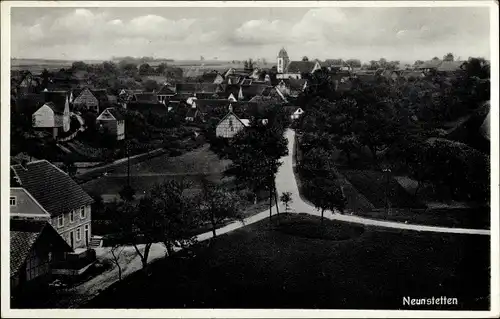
<box><xmin>277</xmin><ymin>47</ymin><xmax>290</xmax><ymax>74</ymax></box>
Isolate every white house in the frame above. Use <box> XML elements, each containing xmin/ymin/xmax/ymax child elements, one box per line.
<box><xmin>96</xmin><ymin>107</ymin><xmax>126</xmax><ymax>140</ymax></box>
<box><xmin>216</xmin><ymin>110</ymin><xmax>250</xmax><ymax>139</ymax></box>
<box><xmin>32</xmin><ymin>92</ymin><xmax>70</xmax><ymax>137</ymax></box>
<box><xmin>291</xmin><ymin>107</ymin><xmax>304</xmax><ymax>120</ymax></box>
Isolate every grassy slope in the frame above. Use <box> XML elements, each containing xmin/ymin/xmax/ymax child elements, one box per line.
<box><xmin>84</xmin><ymin>214</ymin><xmax>490</xmax><ymax>310</ymax></box>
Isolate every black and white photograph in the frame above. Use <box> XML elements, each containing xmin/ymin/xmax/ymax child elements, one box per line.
<box><xmin>1</xmin><ymin>1</ymin><xmax>498</xmax><ymax>317</ymax></box>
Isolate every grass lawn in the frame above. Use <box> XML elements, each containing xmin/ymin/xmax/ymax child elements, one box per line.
<box><xmin>339</xmin><ymin>168</ymin><xmax>425</xmax><ymax>209</ymax></box>
<box><xmin>84</xmin><ymin>213</ymin><xmax>490</xmax><ymax>310</ymax></box>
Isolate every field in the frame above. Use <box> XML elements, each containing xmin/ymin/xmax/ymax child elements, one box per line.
<box><xmin>84</xmin><ymin>213</ymin><xmax>490</xmax><ymax>310</ymax></box>
<box><xmin>81</xmin><ymin>145</ymin><xmax>229</xmax><ymax>195</ymax></box>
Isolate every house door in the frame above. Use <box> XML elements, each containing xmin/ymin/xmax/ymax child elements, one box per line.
<box><xmin>70</xmin><ymin>231</ymin><xmax>74</xmax><ymax>249</ymax></box>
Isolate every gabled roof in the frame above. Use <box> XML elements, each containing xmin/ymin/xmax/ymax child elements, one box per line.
<box><xmin>437</xmin><ymin>61</ymin><xmax>465</xmax><ymax>72</ymax></box>
<box><xmin>279</xmin><ymin>78</ymin><xmax>307</xmax><ymax>91</ymax></box>
<box><xmin>286</xmin><ymin>61</ymin><xmax>318</xmax><ymax>74</ymax></box>
<box><xmin>98</xmin><ymin>107</ymin><xmax>125</xmax><ymax>121</ymax></box>
<box><xmin>216</xmin><ymin>111</ymin><xmax>248</xmax><ymax>128</ymax></box>
<box><xmin>158</xmin><ymin>85</ymin><xmax>176</xmax><ymax>95</ymax></box>
<box><xmin>11</xmin><ymin>160</ymin><xmax>94</xmax><ymax>217</ymax></box>
<box><xmin>185</xmin><ymin>107</ymin><xmax>198</xmax><ymax>118</ymax></box>
<box><xmin>42</xmin><ymin>91</ymin><xmax>68</xmax><ymax>114</ymax></box>
<box><xmin>199</xmin><ymin>72</ymin><xmax>222</xmax><ymax>83</ymax></box>
<box><xmin>176</xmin><ymin>83</ymin><xmax>220</xmax><ymax>94</ymax></box>
<box><xmin>240</xmin><ymin>83</ymin><xmax>271</xmax><ymax>100</ymax></box>
<box><xmin>133</xmin><ymin>92</ymin><xmax>159</xmax><ymax>103</ymax></box>
<box><xmin>415</xmin><ymin>60</ymin><xmax>442</xmax><ymax>69</ymax></box>
<box><xmin>11</xmin><ymin>219</ymin><xmax>72</xmax><ymax>276</ymax></box>
<box><xmin>193</xmin><ymin>99</ymin><xmax>230</xmax><ymax>110</ymax></box>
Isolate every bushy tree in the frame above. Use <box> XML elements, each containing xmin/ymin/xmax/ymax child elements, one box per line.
<box><xmin>304</xmin><ymin>177</ymin><xmax>346</xmax><ymax>223</ymax></box>
<box><xmin>280</xmin><ymin>192</ymin><xmax>293</xmax><ymax>212</ymax></box>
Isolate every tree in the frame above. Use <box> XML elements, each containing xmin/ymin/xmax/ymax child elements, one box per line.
<box><xmin>304</xmin><ymin>177</ymin><xmax>346</xmax><ymax>223</ymax></box>
<box><xmin>414</xmin><ymin>60</ymin><xmax>425</xmax><ymax>66</ymax></box>
<box><xmin>119</xmin><ymin>185</ymin><xmax>136</xmax><ymax>201</ymax></box>
<box><xmin>302</xmin><ymin>56</ymin><xmax>309</xmax><ymax>62</ymax></box>
<box><xmin>345</xmin><ymin>59</ymin><xmax>362</xmax><ymax>68</ymax></box>
<box><xmin>378</xmin><ymin>58</ymin><xmax>388</xmax><ymax>68</ymax></box>
<box><xmin>139</xmin><ymin>63</ymin><xmax>152</xmax><ymax>75</ymax></box>
<box><xmin>244</xmin><ymin>58</ymin><xmax>255</xmax><ymax>72</ymax></box>
<box><xmin>62</xmin><ymin>158</ymin><xmax>77</xmax><ymax>177</ymax></box>
<box><xmin>224</xmin><ymin>124</ymin><xmax>288</xmax><ymax>218</ymax></box>
<box><xmin>443</xmin><ymin>53</ymin><xmax>454</xmax><ymax>62</ymax></box>
<box><xmin>72</xmin><ymin>61</ymin><xmax>88</xmax><ymax>71</ymax></box>
<box><xmin>109</xmin><ymin>244</ymin><xmax>125</xmax><ymax>281</ymax></box>
<box><xmin>431</xmin><ymin>56</ymin><xmax>440</xmax><ymax>61</ymax></box>
<box><xmin>142</xmin><ymin>79</ymin><xmax>160</xmax><ymax>92</ymax></box>
<box><xmin>156</xmin><ymin>63</ymin><xmax>168</xmax><ymax>75</ymax></box>
<box><xmin>280</xmin><ymin>192</ymin><xmax>293</xmax><ymax>212</ymax></box>
<box><xmin>199</xmin><ymin>178</ymin><xmax>243</xmax><ymax>238</ymax></box>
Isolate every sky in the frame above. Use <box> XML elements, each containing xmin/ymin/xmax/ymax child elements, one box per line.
<box><xmin>10</xmin><ymin>6</ymin><xmax>491</xmax><ymax>63</ymax></box>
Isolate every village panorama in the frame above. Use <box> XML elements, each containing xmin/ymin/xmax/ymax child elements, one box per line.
<box><xmin>5</xmin><ymin>4</ymin><xmax>493</xmax><ymax>314</ymax></box>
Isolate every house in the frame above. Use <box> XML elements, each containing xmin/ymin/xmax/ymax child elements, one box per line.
<box><xmin>192</xmin><ymin>99</ymin><xmax>230</xmax><ymax>110</ymax></box>
<box><xmin>291</xmin><ymin>107</ymin><xmax>304</xmax><ymax>120</ymax></box>
<box><xmin>127</xmin><ymin>102</ymin><xmax>171</xmax><ymax>115</ymax></box>
<box><xmin>199</xmin><ymin>71</ymin><xmax>225</xmax><ymax>84</ymax></box>
<box><xmin>71</xmin><ymin>88</ymin><xmax>110</xmax><ymax>113</ymax></box>
<box><xmin>238</xmin><ymin>83</ymin><xmax>272</xmax><ymax>101</ymax></box>
<box><xmin>436</xmin><ymin>61</ymin><xmax>466</xmax><ymax>74</ymax></box>
<box><xmin>401</xmin><ymin>70</ymin><xmax>426</xmax><ymax>81</ymax></box>
<box><xmin>323</xmin><ymin>59</ymin><xmax>352</xmax><ymax>72</ymax></box>
<box><xmin>157</xmin><ymin>85</ymin><xmax>176</xmax><ymax>104</ymax></box>
<box><xmin>215</xmin><ymin>111</ymin><xmax>251</xmax><ymax>139</ymax></box>
<box><xmin>10</xmin><ymin>187</ymin><xmax>51</xmax><ymax>221</ymax></box>
<box><xmin>415</xmin><ymin>60</ymin><xmax>442</xmax><ymax>73</ymax></box>
<box><xmin>176</xmin><ymin>83</ymin><xmax>223</xmax><ymax>95</ymax></box>
<box><xmin>277</xmin><ymin>60</ymin><xmax>322</xmax><ymax>79</ymax></box>
<box><xmin>10</xmin><ymin>219</ymin><xmax>73</xmax><ymax>291</ymax></box>
<box><xmin>130</xmin><ymin>92</ymin><xmax>159</xmax><ymax>104</ymax></box>
<box><xmin>32</xmin><ymin>91</ymin><xmax>70</xmax><ymax>137</ymax></box>
<box><xmin>12</xmin><ymin>71</ymin><xmax>38</xmax><ymax>97</ymax></box>
<box><xmin>96</xmin><ymin>107</ymin><xmax>126</xmax><ymax>140</ymax></box>
<box><xmin>11</xmin><ymin>160</ymin><xmax>94</xmax><ymax>249</ymax></box>
<box><xmin>276</xmin><ymin>79</ymin><xmax>308</xmax><ymax>98</ymax></box>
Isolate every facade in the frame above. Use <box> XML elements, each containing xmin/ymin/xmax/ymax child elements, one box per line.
<box><xmin>216</xmin><ymin>111</ymin><xmax>250</xmax><ymax>139</ymax></box>
<box><xmin>10</xmin><ymin>188</ymin><xmax>51</xmax><ymax>221</ymax></box>
<box><xmin>96</xmin><ymin>107</ymin><xmax>126</xmax><ymax>140</ymax></box>
<box><xmin>10</xmin><ymin>219</ymin><xmax>73</xmax><ymax>291</ymax></box>
<box><xmin>32</xmin><ymin>92</ymin><xmax>70</xmax><ymax>137</ymax></box>
<box><xmin>11</xmin><ymin>160</ymin><xmax>94</xmax><ymax>249</ymax></box>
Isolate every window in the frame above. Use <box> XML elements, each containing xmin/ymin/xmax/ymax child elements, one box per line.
<box><xmin>58</xmin><ymin>215</ymin><xmax>64</xmax><ymax>227</ymax></box>
<box><xmin>76</xmin><ymin>228</ymin><xmax>81</xmax><ymax>241</ymax></box>
<box><xmin>10</xmin><ymin>196</ymin><xmax>16</xmax><ymax>206</ymax></box>
<box><xmin>80</xmin><ymin>206</ymin><xmax>86</xmax><ymax>219</ymax></box>
<box><xmin>70</xmin><ymin>210</ymin><xmax>75</xmax><ymax>223</ymax></box>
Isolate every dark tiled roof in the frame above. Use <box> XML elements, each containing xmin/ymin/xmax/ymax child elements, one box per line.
<box><xmin>437</xmin><ymin>61</ymin><xmax>465</xmax><ymax>72</ymax></box>
<box><xmin>11</xmin><ymin>160</ymin><xmax>93</xmax><ymax>217</ymax></box>
<box><xmin>240</xmin><ymin>84</ymin><xmax>271</xmax><ymax>100</ymax></box>
<box><xmin>185</xmin><ymin>107</ymin><xmax>198</xmax><ymax>118</ymax></box>
<box><xmin>11</xmin><ymin>219</ymin><xmax>72</xmax><ymax>276</ymax></box>
<box><xmin>43</xmin><ymin>91</ymin><xmax>68</xmax><ymax>113</ymax></box>
<box><xmin>103</xmin><ymin>107</ymin><xmax>125</xmax><ymax>121</ymax></box>
<box><xmin>199</xmin><ymin>72</ymin><xmax>221</xmax><ymax>83</ymax></box>
<box><xmin>91</xmin><ymin>89</ymin><xmax>110</xmax><ymax>106</ymax></box>
<box><xmin>158</xmin><ymin>85</ymin><xmax>176</xmax><ymax>95</ymax></box>
<box><xmin>127</xmin><ymin>102</ymin><xmax>169</xmax><ymax>114</ymax></box>
<box><xmin>133</xmin><ymin>92</ymin><xmax>159</xmax><ymax>103</ymax></box>
<box><xmin>176</xmin><ymin>83</ymin><xmax>220</xmax><ymax>94</ymax></box>
<box><xmin>194</xmin><ymin>92</ymin><xmax>219</xmax><ymax>99</ymax></box>
<box><xmin>10</xmin><ymin>220</ymin><xmax>46</xmax><ymax>275</ymax></box>
<box><xmin>193</xmin><ymin>99</ymin><xmax>230</xmax><ymax>110</ymax></box>
<box><xmin>286</xmin><ymin>61</ymin><xmax>317</xmax><ymax>74</ymax></box>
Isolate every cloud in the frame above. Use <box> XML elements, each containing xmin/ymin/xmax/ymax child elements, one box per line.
<box><xmin>10</xmin><ymin>7</ymin><xmax>491</xmax><ymax>61</ymax></box>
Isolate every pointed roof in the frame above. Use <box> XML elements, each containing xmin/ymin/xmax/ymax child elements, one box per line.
<box><xmin>278</xmin><ymin>47</ymin><xmax>289</xmax><ymax>59</ymax></box>
<box><xmin>11</xmin><ymin>160</ymin><xmax>94</xmax><ymax>217</ymax></box>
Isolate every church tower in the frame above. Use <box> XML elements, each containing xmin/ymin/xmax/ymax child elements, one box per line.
<box><xmin>277</xmin><ymin>47</ymin><xmax>290</xmax><ymax>74</ymax></box>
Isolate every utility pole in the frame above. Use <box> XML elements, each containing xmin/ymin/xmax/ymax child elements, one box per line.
<box><xmin>127</xmin><ymin>140</ymin><xmax>131</xmax><ymax>188</ymax></box>
<box><xmin>383</xmin><ymin>168</ymin><xmax>391</xmax><ymax>217</ymax></box>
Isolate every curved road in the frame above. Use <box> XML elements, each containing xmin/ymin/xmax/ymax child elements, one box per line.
<box><xmin>274</xmin><ymin>129</ymin><xmax>490</xmax><ymax>236</ymax></box>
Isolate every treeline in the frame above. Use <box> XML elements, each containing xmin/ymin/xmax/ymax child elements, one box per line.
<box><xmin>296</xmin><ymin>57</ymin><xmax>490</xmax><ymax>203</ymax></box>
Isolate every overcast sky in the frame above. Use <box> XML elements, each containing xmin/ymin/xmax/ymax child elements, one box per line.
<box><xmin>10</xmin><ymin>6</ymin><xmax>491</xmax><ymax>63</ymax></box>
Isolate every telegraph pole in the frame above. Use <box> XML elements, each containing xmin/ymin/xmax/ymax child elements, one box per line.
<box><xmin>383</xmin><ymin>168</ymin><xmax>391</xmax><ymax>217</ymax></box>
